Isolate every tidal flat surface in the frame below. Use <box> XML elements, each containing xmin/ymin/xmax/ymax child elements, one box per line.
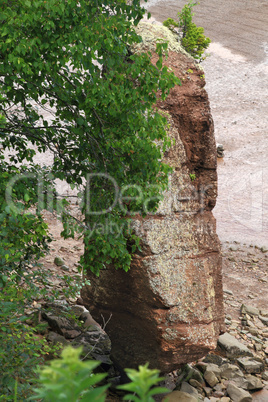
<box><xmin>146</xmin><ymin>0</ymin><xmax>268</xmax><ymax>247</ymax></box>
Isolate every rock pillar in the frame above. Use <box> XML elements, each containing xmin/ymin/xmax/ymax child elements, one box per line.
<box><xmin>81</xmin><ymin>23</ymin><xmax>225</xmax><ymax>373</ymax></box>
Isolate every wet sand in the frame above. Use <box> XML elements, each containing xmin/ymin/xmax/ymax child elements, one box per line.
<box><xmin>146</xmin><ymin>0</ymin><xmax>268</xmax><ymax>247</ymax></box>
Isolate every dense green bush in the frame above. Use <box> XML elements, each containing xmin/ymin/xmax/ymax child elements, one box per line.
<box><xmin>164</xmin><ymin>1</ymin><xmax>211</xmax><ymax>61</ymax></box>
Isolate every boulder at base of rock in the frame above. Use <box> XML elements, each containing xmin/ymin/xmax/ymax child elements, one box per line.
<box><xmin>81</xmin><ymin>21</ymin><xmax>224</xmax><ymax>373</ymax></box>
<box><xmin>237</xmin><ymin>357</ymin><xmax>264</xmax><ymax>374</ymax></box>
<box><xmin>204</xmin><ymin>369</ymin><xmax>220</xmax><ymax>387</ymax></box>
<box><xmin>180</xmin><ymin>381</ymin><xmax>199</xmax><ymax>398</ymax></box>
<box><xmin>241</xmin><ymin>305</ymin><xmax>259</xmax><ymax>317</ymax></box>
<box><xmin>227</xmin><ymin>382</ymin><xmax>252</xmax><ymax>402</ymax></box>
<box><xmin>218</xmin><ymin>333</ymin><xmax>253</xmax><ymax>358</ymax></box>
<box><xmin>244</xmin><ymin>375</ymin><xmax>263</xmax><ymax>390</ymax></box>
<box><xmin>164</xmin><ymin>390</ymin><xmax>198</xmax><ymax>402</ymax></box>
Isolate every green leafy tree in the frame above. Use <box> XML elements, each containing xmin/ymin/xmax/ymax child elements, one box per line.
<box><xmin>0</xmin><ymin>0</ymin><xmax>179</xmax><ymax>276</ymax></box>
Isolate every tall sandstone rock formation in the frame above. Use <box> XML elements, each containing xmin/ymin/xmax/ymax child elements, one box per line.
<box><xmin>81</xmin><ymin>22</ymin><xmax>225</xmax><ymax>373</ymax></box>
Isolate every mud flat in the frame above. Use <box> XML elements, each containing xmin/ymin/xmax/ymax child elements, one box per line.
<box><xmin>145</xmin><ymin>0</ymin><xmax>268</xmax><ymax>247</ymax></box>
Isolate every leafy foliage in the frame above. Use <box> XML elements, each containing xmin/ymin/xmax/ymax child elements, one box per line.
<box><xmin>0</xmin><ymin>160</ymin><xmax>53</xmax><ymax>283</ymax></box>
<box><xmin>162</xmin><ymin>18</ymin><xmax>179</xmax><ymax>33</ymax></box>
<box><xmin>118</xmin><ymin>363</ymin><xmax>170</xmax><ymax>401</ymax></box>
<box><xmin>0</xmin><ymin>0</ymin><xmax>179</xmax><ymax>277</ymax></box>
<box><xmin>31</xmin><ymin>346</ymin><xmax>108</xmax><ymax>401</ymax></box>
<box><xmin>31</xmin><ymin>346</ymin><xmax>169</xmax><ymax>402</ymax></box>
<box><xmin>0</xmin><ymin>281</ymin><xmax>61</xmax><ymax>400</ymax></box>
<box><xmin>163</xmin><ymin>1</ymin><xmax>211</xmax><ymax>61</ymax></box>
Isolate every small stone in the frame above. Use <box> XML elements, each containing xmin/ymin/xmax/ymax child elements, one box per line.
<box><xmin>220</xmin><ymin>398</ymin><xmax>230</xmax><ymax>402</ymax></box>
<box><xmin>254</xmin><ymin>344</ymin><xmax>262</xmax><ymax>352</ymax></box>
<box><xmin>263</xmin><ymin>332</ymin><xmax>268</xmax><ymax>340</ymax></box>
<box><xmin>241</xmin><ymin>304</ymin><xmax>259</xmax><ymax>317</ymax></box>
<box><xmin>217</xmin><ymin>143</ymin><xmax>224</xmax><ymax>151</ymax></box>
<box><xmin>218</xmin><ymin>333</ymin><xmax>253</xmax><ymax>358</ymax></box>
<box><xmin>213</xmin><ymin>391</ymin><xmax>225</xmax><ymax>398</ymax></box>
<box><xmin>260</xmin><ymin>309</ymin><xmax>268</xmax><ymax>317</ymax></box>
<box><xmin>194</xmin><ymin>362</ymin><xmax>208</xmax><ymax>374</ymax></box>
<box><xmin>180</xmin><ymin>382</ymin><xmax>199</xmax><ymax>397</ymax></box>
<box><xmin>262</xmin><ymin>371</ymin><xmax>268</xmax><ymax>380</ymax></box>
<box><xmin>220</xmin><ymin>363</ymin><xmax>243</xmax><ymax>380</ymax></box>
<box><xmin>61</xmin><ymin>265</ymin><xmax>70</xmax><ymax>271</ymax></box>
<box><xmin>250</xmin><ymin>335</ymin><xmax>263</xmax><ymax>344</ymax></box>
<box><xmin>54</xmin><ymin>256</ymin><xmax>65</xmax><ymax>266</ymax></box>
<box><xmin>176</xmin><ymin>364</ymin><xmax>205</xmax><ymax>388</ymax></box>
<box><xmin>203</xmin><ymin>354</ymin><xmax>226</xmax><ymax>366</ymax></box>
<box><xmin>70</xmin><ymin>305</ymin><xmax>88</xmax><ymax>317</ymax></box>
<box><xmin>42</xmin><ymin>311</ymin><xmax>81</xmax><ymax>339</ymax></box>
<box><xmin>229</xmin><ymin>302</ymin><xmax>239</xmax><ymax>308</ymax></box>
<box><xmin>244</xmin><ymin>374</ymin><xmax>263</xmax><ymax>390</ymax></box>
<box><xmin>204</xmin><ymin>370</ymin><xmax>220</xmax><ymax>387</ymax></box>
<box><xmin>260</xmin><ymin>247</ymin><xmax>268</xmax><ymax>253</ymax></box>
<box><xmin>47</xmin><ymin>331</ymin><xmax>69</xmax><ymax>345</ymax></box>
<box><xmin>224</xmin><ymin>289</ymin><xmax>234</xmax><ymax>295</ymax></box>
<box><xmin>189</xmin><ymin>379</ymin><xmax>203</xmax><ymax>390</ymax></box>
<box><xmin>163</xmin><ymin>390</ymin><xmax>198</xmax><ymax>401</ymax></box>
<box><xmin>203</xmin><ymin>386</ymin><xmax>213</xmax><ymax>396</ymax></box>
<box><xmin>248</xmin><ymin>327</ymin><xmax>259</xmax><ymax>336</ymax></box>
<box><xmin>213</xmin><ymin>383</ymin><xmax>225</xmax><ymax>392</ymax></box>
<box><xmin>259</xmin><ymin>316</ymin><xmax>268</xmax><ymax>326</ymax></box>
<box><xmin>227</xmin><ymin>382</ymin><xmax>252</xmax><ymax>401</ymax></box>
<box><xmin>237</xmin><ymin>357</ymin><xmax>264</xmax><ymax>374</ymax></box>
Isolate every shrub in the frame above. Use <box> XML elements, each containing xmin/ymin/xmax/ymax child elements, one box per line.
<box><xmin>162</xmin><ymin>18</ymin><xmax>178</xmax><ymax>33</ymax></box>
<box><xmin>0</xmin><ymin>281</ymin><xmax>61</xmax><ymax>400</ymax></box>
<box><xmin>163</xmin><ymin>1</ymin><xmax>211</xmax><ymax>61</ymax></box>
<box><xmin>31</xmin><ymin>346</ymin><xmax>170</xmax><ymax>402</ymax></box>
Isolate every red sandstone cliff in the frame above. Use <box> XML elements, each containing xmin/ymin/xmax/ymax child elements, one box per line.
<box><xmin>81</xmin><ymin>22</ymin><xmax>225</xmax><ymax>373</ymax></box>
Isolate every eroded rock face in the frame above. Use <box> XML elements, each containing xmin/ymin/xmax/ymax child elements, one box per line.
<box><xmin>81</xmin><ymin>23</ymin><xmax>225</xmax><ymax>373</ymax></box>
